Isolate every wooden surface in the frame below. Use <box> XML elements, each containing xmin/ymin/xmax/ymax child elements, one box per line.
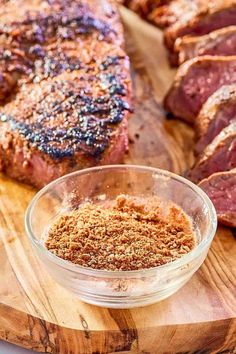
<box><xmin>0</xmin><ymin>8</ymin><xmax>236</xmax><ymax>354</ymax></box>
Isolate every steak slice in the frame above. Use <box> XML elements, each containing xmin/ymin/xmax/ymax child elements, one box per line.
<box><xmin>195</xmin><ymin>85</ymin><xmax>236</xmax><ymax>153</ymax></box>
<box><xmin>122</xmin><ymin>0</ymin><xmax>171</xmax><ymax>26</ymax></box>
<box><xmin>174</xmin><ymin>26</ymin><xmax>236</xmax><ymax>65</ymax></box>
<box><xmin>199</xmin><ymin>169</ymin><xmax>236</xmax><ymax>227</ymax></box>
<box><xmin>148</xmin><ymin>0</ymin><xmax>205</xmax><ymax>29</ymax></box>
<box><xmin>164</xmin><ymin>0</ymin><xmax>236</xmax><ymax>50</ymax></box>
<box><xmin>164</xmin><ymin>56</ymin><xmax>236</xmax><ymax>123</ymax></box>
<box><xmin>188</xmin><ymin>121</ymin><xmax>236</xmax><ymax>183</ymax></box>
<box><xmin>0</xmin><ymin>0</ymin><xmax>123</xmax><ymax>103</ymax></box>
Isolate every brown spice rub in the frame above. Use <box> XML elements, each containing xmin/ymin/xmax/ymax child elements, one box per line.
<box><xmin>45</xmin><ymin>195</ymin><xmax>196</xmax><ymax>271</ymax></box>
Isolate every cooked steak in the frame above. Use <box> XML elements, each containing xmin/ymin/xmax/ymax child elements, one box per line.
<box><xmin>174</xmin><ymin>26</ymin><xmax>236</xmax><ymax>65</ymax></box>
<box><xmin>164</xmin><ymin>0</ymin><xmax>236</xmax><ymax>50</ymax></box>
<box><xmin>0</xmin><ymin>0</ymin><xmax>123</xmax><ymax>103</ymax></box>
<box><xmin>199</xmin><ymin>169</ymin><xmax>236</xmax><ymax>228</ymax></box>
<box><xmin>0</xmin><ymin>67</ymin><xmax>131</xmax><ymax>188</ymax></box>
<box><xmin>123</xmin><ymin>0</ymin><xmax>163</xmax><ymax>14</ymax></box>
<box><xmin>0</xmin><ymin>0</ymin><xmax>132</xmax><ymax>188</ymax></box>
<box><xmin>195</xmin><ymin>85</ymin><xmax>236</xmax><ymax>153</ymax></box>
<box><xmin>188</xmin><ymin>121</ymin><xmax>236</xmax><ymax>183</ymax></box>
<box><xmin>164</xmin><ymin>56</ymin><xmax>236</xmax><ymax>123</ymax></box>
<box><xmin>149</xmin><ymin>0</ymin><xmax>203</xmax><ymax>29</ymax></box>
<box><xmin>123</xmin><ymin>0</ymin><xmax>171</xmax><ymax>26</ymax></box>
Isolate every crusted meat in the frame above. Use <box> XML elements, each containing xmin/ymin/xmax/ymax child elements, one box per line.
<box><xmin>188</xmin><ymin>121</ymin><xmax>236</xmax><ymax>184</ymax></box>
<box><xmin>164</xmin><ymin>56</ymin><xmax>236</xmax><ymax>123</ymax></box>
<box><xmin>0</xmin><ymin>0</ymin><xmax>123</xmax><ymax>103</ymax></box>
<box><xmin>199</xmin><ymin>169</ymin><xmax>236</xmax><ymax>228</ymax></box>
<box><xmin>174</xmin><ymin>26</ymin><xmax>236</xmax><ymax>65</ymax></box>
<box><xmin>0</xmin><ymin>66</ymin><xmax>131</xmax><ymax>188</ymax></box>
<box><xmin>0</xmin><ymin>0</ymin><xmax>132</xmax><ymax>188</ymax></box>
<box><xmin>195</xmin><ymin>85</ymin><xmax>236</xmax><ymax>154</ymax></box>
<box><xmin>164</xmin><ymin>0</ymin><xmax>236</xmax><ymax>50</ymax></box>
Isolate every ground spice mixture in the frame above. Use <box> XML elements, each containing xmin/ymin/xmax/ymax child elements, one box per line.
<box><xmin>45</xmin><ymin>194</ymin><xmax>196</xmax><ymax>271</ymax></box>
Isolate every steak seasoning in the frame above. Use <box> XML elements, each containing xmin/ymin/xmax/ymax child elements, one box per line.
<box><xmin>45</xmin><ymin>195</ymin><xmax>196</xmax><ymax>271</ymax></box>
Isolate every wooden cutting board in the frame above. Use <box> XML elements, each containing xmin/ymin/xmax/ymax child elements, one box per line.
<box><xmin>0</xmin><ymin>8</ymin><xmax>235</xmax><ymax>354</ymax></box>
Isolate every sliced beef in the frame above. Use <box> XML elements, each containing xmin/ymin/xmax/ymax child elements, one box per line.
<box><xmin>123</xmin><ymin>0</ymin><xmax>165</xmax><ymax>16</ymax></box>
<box><xmin>0</xmin><ymin>0</ymin><xmax>132</xmax><ymax>188</ymax></box>
<box><xmin>164</xmin><ymin>0</ymin><xmax>236</xmax><ymax>50</ymax></box>
<box><xmin>149</xmin><ymin>0</ymin><xmax>205</xmax><ymax>29</ymax></box>
<box><xmin>188</xmin><ymin>121</ymin><xmax>236</xmax><ymax>183</ymax></box>
<box><xmin>164</xmin><ymin>56</ymin><xmax>236</xmax><ymax>123</ymax></box>
<box><xmin>174</xmin><ymin>26</ymin><xmax>236</xmax><ymax>65</ymax></box>
<box><xmin>123</xmin><ymin>0</ymin><xmax>171</xmax><ymax>26</ymax></box>
<box><xmin>195</xmin><ymin>85</ymin><xmax>236</xmax><ymax>153</ymax></box>
<box><xmin>199</xmin><ymin>169</ymin><xmax>236</xmax><ymax>228</ymax></box>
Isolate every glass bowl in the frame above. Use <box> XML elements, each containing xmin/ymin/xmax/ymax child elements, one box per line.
<box><xmin>25</xmin><ymin>165</ymin><xmax>217</xmax><ymax>308</ymax></box>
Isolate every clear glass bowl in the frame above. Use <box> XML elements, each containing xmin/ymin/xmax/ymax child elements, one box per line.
<box><xmin>25</xmin><ymin>165</ymin><xmax>217</xmax><ymax>308</ymax></box>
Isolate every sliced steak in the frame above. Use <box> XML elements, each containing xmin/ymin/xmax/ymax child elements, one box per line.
<box><xmin>164</xmin><ymin>0</ymin><xmax>236</xmax><ymax>50</ymax></box>
<box><xmin>150</xmin><ymin>0</ymin><xmax>206</xmax><ymax>29</ymax></box>
<box><xmin>199</xmin><ymin>169</ymin><xmax>236</xmax><ymax>228</ymax></box>
<box><xmin>174</xmin><ymin>26</ymin><xmax>236</xmax><ymax>65</ymax></box>
<box><xmin>123</xmin><ymin>0</ymin><xmax>165</xmax><ymax>15</ymax></box>
<box><xmin>188</xmin><ymin>121</ymin><xmax>236</xmax><ymax>183</ymax></box>
<box><xmin>123</xmin><ymin>0</ymin><xmax>171</xmax><ymax>26</ymax></box>
<box><xmin>164</xmin><ymin>56</ymin><xmax>236</xmax><ymax>123</ymax></box>
<box><xmin>195</xmin><ymin>85</ymin><xmax>236</xmax><ymax>153</ymax></box>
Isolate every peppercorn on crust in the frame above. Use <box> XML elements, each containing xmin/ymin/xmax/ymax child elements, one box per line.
<box><xmin>45</xmin><ymin>195</ymin><xmax>196</xmax><ymax>271</ymax></box>
<box><xmin>0</xmin><ymin>0</ymin><xmax>132</xmax><ymax>188</ymax></box>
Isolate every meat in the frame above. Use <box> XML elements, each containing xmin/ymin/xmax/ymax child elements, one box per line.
<box><xmin>124</xmin><ymin>0</ymin><xmax>193</xmax><ymax>29</ymax></box>
<box><xmin>174</xmin><ymin>26</ymin><xmax>236</xmax><ymax>65</ymax></box>
<box><xmin>164</xmin><ymin>0</ymin><xmax>236</xmax><ymax>50</ymax></box>
<box><xmin>122</xmin><ymin>0</ymin><xmax>171</xmax><ymax>26</ymax></box>
<box><xmin>123</xmin><ymin>0</ymin><xmax>165</xmax><ymax>16</ymax></box>
<box><xmin>188</xmin><ymin>121</ymin><xmax>236</xmax><ymax>183</ymax></box>
<box><xmin>195</xmin><ymin>85</ymin><xmax>236</xmax><ymax>153</ymax></box>
<box><xmin>0</xmin><ymin>67</ymin><xmax>131</xmax><ymax>188</ymax></box>
<box><xmin>0</xmin><ymin>0</ymin><xmax>123</xmax><ymax>103</ymax></box>
<box><xmin>164</xmin><ymin>56</ymin><xmax>236</xmax><ymax>123</ymax></box>
<box><xmin>149</xmin><ymin>0</ymin><xmax>206</xmax><ymax>29</ymax></box>
<box><xmin>0</xmin><ymin>0</ymin><xmax>132</xmax><ymax>188</ymax></box>
<box><xmin>199</xmin><ymin>169</ymin><xmax>236</xmax><ymax>227</ymax></box>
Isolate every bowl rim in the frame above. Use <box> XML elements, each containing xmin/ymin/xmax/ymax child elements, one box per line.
<box><xmin>25</xmin><ymin>164</ymin><xmax>217</xmax><ymax>276</ymax></box>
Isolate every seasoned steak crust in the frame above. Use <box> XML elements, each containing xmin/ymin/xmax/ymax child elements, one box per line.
<box><xmin>195</xmin><ymin>84</ymin><xmax>236</xmax><ymax>154</ymax></box>
<box><xmin>199</xmin><ymin>169</ymin><xmax>236</xmax><ymax>228</ymax></box>
<box><xmin>0</xmin><ymin>0</ymin><xmax>123</xmax><ymax>102</ymax></box>
<box><xmin>0</xmin><ymin>0</ymin><xmax>132</xmax><ymax>188</ymax></box>
<box><xmin>164</xmin><ymin>56</ymin><xmax>236</xmax><ymax>123</ymax></box>
<box><xmin>0</xmin><ymin>67</ymin><xmax>131</xmax><ymax>159</ymax></box>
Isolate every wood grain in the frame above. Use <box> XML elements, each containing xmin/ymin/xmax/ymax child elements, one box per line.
<box><xmin>0</xmin><ymin>7</ymin><xmax>235</xmax><ymax>354</ymax></box>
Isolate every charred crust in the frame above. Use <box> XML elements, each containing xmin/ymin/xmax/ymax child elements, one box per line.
<box><xmin>0</xmin><ymin>88</ymin><xmax>131</xmax><ymax>159</ymax></box>
<box><xmin>0</xmin><ymin>3</ymin><xmax>114</xmax><ymax>42</ymax></box>
<box><xmin>0</xmin><ymin>1</ymin><xmax>132</xmax><ymax>161</ymax></box>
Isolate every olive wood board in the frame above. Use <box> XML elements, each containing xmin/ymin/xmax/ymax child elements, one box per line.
<box><xmin>0</xmin><ymin>7</ymin><xmax>235</xmax><ymax>354</ymax></box>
